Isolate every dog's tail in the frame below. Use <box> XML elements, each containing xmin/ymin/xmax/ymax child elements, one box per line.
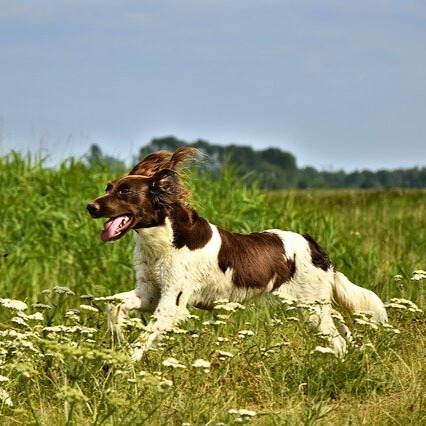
<box><xmin>332</xmin><ymin>271</ymin><xmax>388</xmax><ymax>323</ymax></box>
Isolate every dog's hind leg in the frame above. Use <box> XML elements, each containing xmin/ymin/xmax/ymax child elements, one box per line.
<box><xmin>308</xmin><ymin>304</ymin><xmax>347</xmax><ymax>357</ymax></box>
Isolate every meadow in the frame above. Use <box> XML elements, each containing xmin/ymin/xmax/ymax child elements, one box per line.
<box><xmin>0</xmin><ymin>152</ymin><xmax>425</xmax><ymax>425</ymax></box>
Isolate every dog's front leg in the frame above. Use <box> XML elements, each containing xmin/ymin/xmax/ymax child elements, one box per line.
<box><xmin>131</xmin><ymin>289</ymin><xmax>191</xmax><ymax>361</ymax></box>
<box><xmin>107</xmin><ymin>287</ymin><xmax>158</xmax><ymax>342</ymax></box>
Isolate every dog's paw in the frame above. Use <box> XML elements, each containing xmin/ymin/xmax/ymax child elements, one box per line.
<box><xmin>130</xmin><ymin>332</ymin><xmax>150</xmax><ymax>362</ymax></box>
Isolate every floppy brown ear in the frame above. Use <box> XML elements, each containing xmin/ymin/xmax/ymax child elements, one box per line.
<box><xmin>168</xmin><ymin>146</ymin><xmax>201</xmax><ymax>170</ymax></box>
<box><xmin>129</xmin><ymin>146</ymin><xmax>201</xmax><ymax>177</ymax></box>
<box><xmin>129</xmin><ymin>151</ymin><xmax>173</xmax><ymax>176</ymax></box>
<box><xmin>150</xmin><ymin>169</ymin><xmax>188</xmax><ymax>207</ymax></box>
<box><xmin>150</xmin><ymin>169</ymin><xmax>177</xmax><ymax>198</ymax></box>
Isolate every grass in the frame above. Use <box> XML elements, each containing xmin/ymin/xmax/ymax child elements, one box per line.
<box><xmin>0</xmin><ymin>152</ymin><xmax>425</xmax><ymax>425</ymax></box>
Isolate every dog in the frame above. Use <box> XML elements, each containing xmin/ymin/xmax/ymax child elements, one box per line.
<box><xmin>87</xmin><ymin>147</ymin><xmax>388</xmax><ymax>361</ymax></box>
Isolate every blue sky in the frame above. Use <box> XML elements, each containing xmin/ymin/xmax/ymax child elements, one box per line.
<box><xmin>0</xmin><ymin>0</ymin><xmax>425</xmax><ymax>171</ymax></box>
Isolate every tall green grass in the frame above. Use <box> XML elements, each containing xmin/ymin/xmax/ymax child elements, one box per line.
<box><xmin>0</xmin><ymin>153</ymin><xmax>425</xmax><ymax>424</ymax></box>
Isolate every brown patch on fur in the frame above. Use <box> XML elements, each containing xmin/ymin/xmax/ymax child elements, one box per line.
<box><xmin>303</xmin><ymin>233</ymin><xmax>332</xmax><ymax>271</ymax></box>
<box><xmin>217</xmin><ymin>229</ymin><xmax>296</xmax><ymax>289</ymax></box>
<box><xmin>169</xmin><ymin>203</ymin><xmax>213</xmax><ymax>250</ymax></box>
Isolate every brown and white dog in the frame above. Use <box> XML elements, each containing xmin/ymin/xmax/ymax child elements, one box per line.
<box><xmin>87</xmin><ymin>147</ymin><xmax>387</xmax><ymax>360</ymax></box>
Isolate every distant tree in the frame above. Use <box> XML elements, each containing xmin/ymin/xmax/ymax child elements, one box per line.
<box><xmin>86</xmin><ymin>144</ymin><xmax>125</xmax><ymax>171</ymax></box>
<box><xmin>135</xmin><ymin>136</ymin><xmax>426</xmax><ymax>190</ymax></box>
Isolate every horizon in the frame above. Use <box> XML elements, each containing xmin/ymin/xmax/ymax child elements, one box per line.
<box><xmin>2</xmin><ymin>137</ymin><xmax>425</xmax><ymax>175</ymax></box>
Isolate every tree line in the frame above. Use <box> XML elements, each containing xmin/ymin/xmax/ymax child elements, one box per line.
<box><xmin>87</xmin><ymin>137</ymin><xmax>426</xmax><ymax>189</ymax></box>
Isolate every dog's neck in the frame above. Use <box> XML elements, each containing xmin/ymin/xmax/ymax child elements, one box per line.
<box><xmin>135</xmin><ymin>216</ymin><xmax>174</xmax><ymax>251</ymax></box>
<box><xmin>134</xmin><ymin>203</ymin><xmax>213</xmax><ymax>254</ymax></box>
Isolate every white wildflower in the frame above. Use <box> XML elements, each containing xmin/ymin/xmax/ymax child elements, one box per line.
<box><xmin>296</xmin><ymin>303</ymin><xmax>317</xmax><ymax>312</ymax></box>
<box><xmin>214</xmin><ymin>298</ymin><xmax>229</xmax><ymax>304</ymax></box>
<box><xmin>272</xmin><ymin>292</ymin><xmax>297</xmax><ymax>305</ymax></box>
<box><xmin>0</xmin><ymin>389</ymin><xmax>13</xmax><ymax>407</ymax></box>
<box><xmin>26</xmin><ymin>312</ymin><xmax>44</xmax><ymax>321</ymax></box>
<box><xmin>162</xmin><ymin>357</ymin><xmax>186</xmax><ymax>369</ymax></box>
<box><xmin>188</xmin><ymin>314</ymin><xmax>199</xmax><ymax>320</ymax></box>
<box><xmin>79</xmin><ymin>327</ymin><xmax>97</xmax><ymax>336</ymax></box>
<box><xmin>65</xmin><ymin>310</ymin><xmax>80</xmax><ymax>321</ymax></box>
<box><xmin>354</xmin><ymin>312</ymin><xmax>374</xmax><ymax>321</ymax></box>
<box><xmin>42</xmin><ymin>325</ymin><xmax>97</xmax><ymax>335</ymax></box>
<box><xmin>384</xmin><ymin>302</ymin><xmax>408</xmax><ymax>310</ymax></box>
<box><xmin>238</xmin><ymin>330</ymin><xmax>254</xmax><ymax>338</ymax></box>
<box><xmin>203</xmin><ymin>320</ymin><xmax>226</xmax><ymax>326</ymax></box>
<box><xmin>53</xmin><ymin>286</ymin><xmax>75</xmax><ymax>295</ymax></box>
<box><xmin>80</xmin><ymin>294</ymin><xmax>94</xmax><ymax>300</ymax></box>
<box><xmin>382</xmin><ymin>322</ymin><xmax>394</xmax><ymax>329</ymax></box>
<box><xmin>216</xmin><ymin>314</ymin><xmax>229</xmax><ymax>320</ymax></box>
<box><xmin>17</xmin><ymin>340</ymin><xmax>38</xmax><ymax>353</ymax></box>
<box><xmin>228</xmin><ymin>409</ymin><xmax>257</xmax><ymax>417</ymax></box>
<box><xmin>216</xmin><ymin>350</ymin><xmax>234</xmax><ymax>359</ymax></box>
<box><xmin>354</xmin><ymin>318</ymin><xmax>378</xmax><ymax>330</ymax></box>
<box><xmin>213</xmin><ymin>302</ymin><xmax>245</xmax><ymax>312</ymax></box>
<box><xmin>191</xmin><ymin>334</ymin><xmax>199</xmax><ymax>339</ymax></box>
<box><xmin>171</xmin><ymin>328</ymin><xmax>187</xmax><ymax>334</ymax></box>
<box><xmin>393</xmin><ymin>274</ymin><xmax>403</xmax><ymax>282</ymax></box>
<box><xmin>330</xmin><ymin>311</ymin><xmax>345</xmax><ymax>322</ymax></box>
<box><xmin>389</xmin><ymin>298</ymin><xmax>421</xmax><ymax>311</ymax></box>
<box><xmin>0</xmin><ymin>299</ymin><xmax>27</xmax><ymax>311</ymax></box>
<box><xmin>43</xmin><ymin>325</ymin><xmax>69</xmax><ymax>333</ymax></box>
<box><xmin>361</xmin><ymin>342</ymin><xmax>375</xmax><ymax>350</ymax></box>
<box><xmin>93</xmin><ymin>295</ymin><xmax>123</xmax><ymax>302</ymax></box>
<box><xmin>270</xmin><ymin>318</ymin><xmax>284</xmax><ymax>325</ymax></box>
<box><xmin>191</xmin><ymin>359</ymin><xmax>211</xmax><ymax>371</ymax></box>
<box><xmin>158</xmin><ymin>379</ymin><xmax>173</xmax><ymax>389</ymax></box>
<box><xmin>79</xmin><ymin>304</ymin><xmax>99</xmax><ymax>313</ymax></box>
<box><xmin>311</xmin><ymin>346</ymin><xmax>336</xmax><ymax>355</ymax></box>
<box><xmin>0</xmin><ymin>375</ymin><xmax>9</xmax><ymax>382</ymax></box>
<box><xmin>123</xmin><ymin>317</ymin><xmax>144</xmax><ymax>330</ymax></box>
<box><xmin>287</xmin><ymin>316</ymin><xmax>299</xmax><ymax>322</ymax></box>
<box><xmin>11</xmin><ymin>316</ymin><xmax>28</xmax><ymax>326</ymax></box>
<box><xmin>31</xmin><ymin>303</ymin><xmax>52</xmax><ymax>310</ymax></box>
<box><xmin>411</xmin><ymin>270</ymin><xmax>426</xmax><ymax>281</ymax></box>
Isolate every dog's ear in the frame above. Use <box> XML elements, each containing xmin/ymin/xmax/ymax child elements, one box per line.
<box><xmin>129</xmin><ymin>151</ymin><xmax>173</xmax><ymax>176</ymax></box>
<box><xmin>169</xmin><ymin>147</ymin><xmax>201</xmax><ymax>170</ymax></box>
<box><xmin>129</xmin><ymin>147</ymin><xmax>201</xmax><ymax>177</ymax></box>
<box><xmin>150</xmin><ymin>169</ymin><xmax>180</xmax><ymax>206</ymax></box>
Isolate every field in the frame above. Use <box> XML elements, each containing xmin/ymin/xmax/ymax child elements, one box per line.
<box><xmin>0</xmin><ymin>153</ymin><xmax>425</xmax><ymax>425</ymax></box>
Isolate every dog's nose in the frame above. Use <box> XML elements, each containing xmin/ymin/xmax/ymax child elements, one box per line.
<box><xmin>87</xmin><ymin>202</ymin><xmax>101</xmax><ymax>217</ymax></box>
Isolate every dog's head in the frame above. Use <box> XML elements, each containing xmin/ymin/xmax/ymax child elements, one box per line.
<box><xmin>86</xmin><ymin>147</ymin><xmax>199</xmax><ymax>242</ymax></box>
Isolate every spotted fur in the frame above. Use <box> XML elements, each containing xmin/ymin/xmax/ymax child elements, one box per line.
<box><xmin>87</xmin><ymin>148</ymin><xmax>388</xmax><ymax>361</ymax></box>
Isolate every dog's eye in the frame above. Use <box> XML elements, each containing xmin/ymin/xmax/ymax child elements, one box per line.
<box><xmin>118</xmin><ymin>187</ymin><xmax>131</xmax><ymax>195</ymax></box>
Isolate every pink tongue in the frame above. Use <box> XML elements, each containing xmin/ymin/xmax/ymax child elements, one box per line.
<box><xmin>100</xmin><ymin>216</ymin><xmax>126</xmax><ymax>242</ymax></box>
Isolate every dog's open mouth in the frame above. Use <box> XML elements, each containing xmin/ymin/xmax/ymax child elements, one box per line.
<box><xmin>100</xmin><ymin>215</ymin><xmax>133</xmax><ymax>242</ymax></box>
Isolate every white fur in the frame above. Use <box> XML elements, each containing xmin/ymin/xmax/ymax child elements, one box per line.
<box><xmin>107</xmin><ymin>222</ymin><xmax>387</xmax><ymax>360</ymax></box>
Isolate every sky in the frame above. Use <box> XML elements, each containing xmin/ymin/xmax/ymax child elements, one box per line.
<box><xmin>0</xmin><ymin>0</ymin><xmax>425</xmax><ymax>171</ymax></box>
